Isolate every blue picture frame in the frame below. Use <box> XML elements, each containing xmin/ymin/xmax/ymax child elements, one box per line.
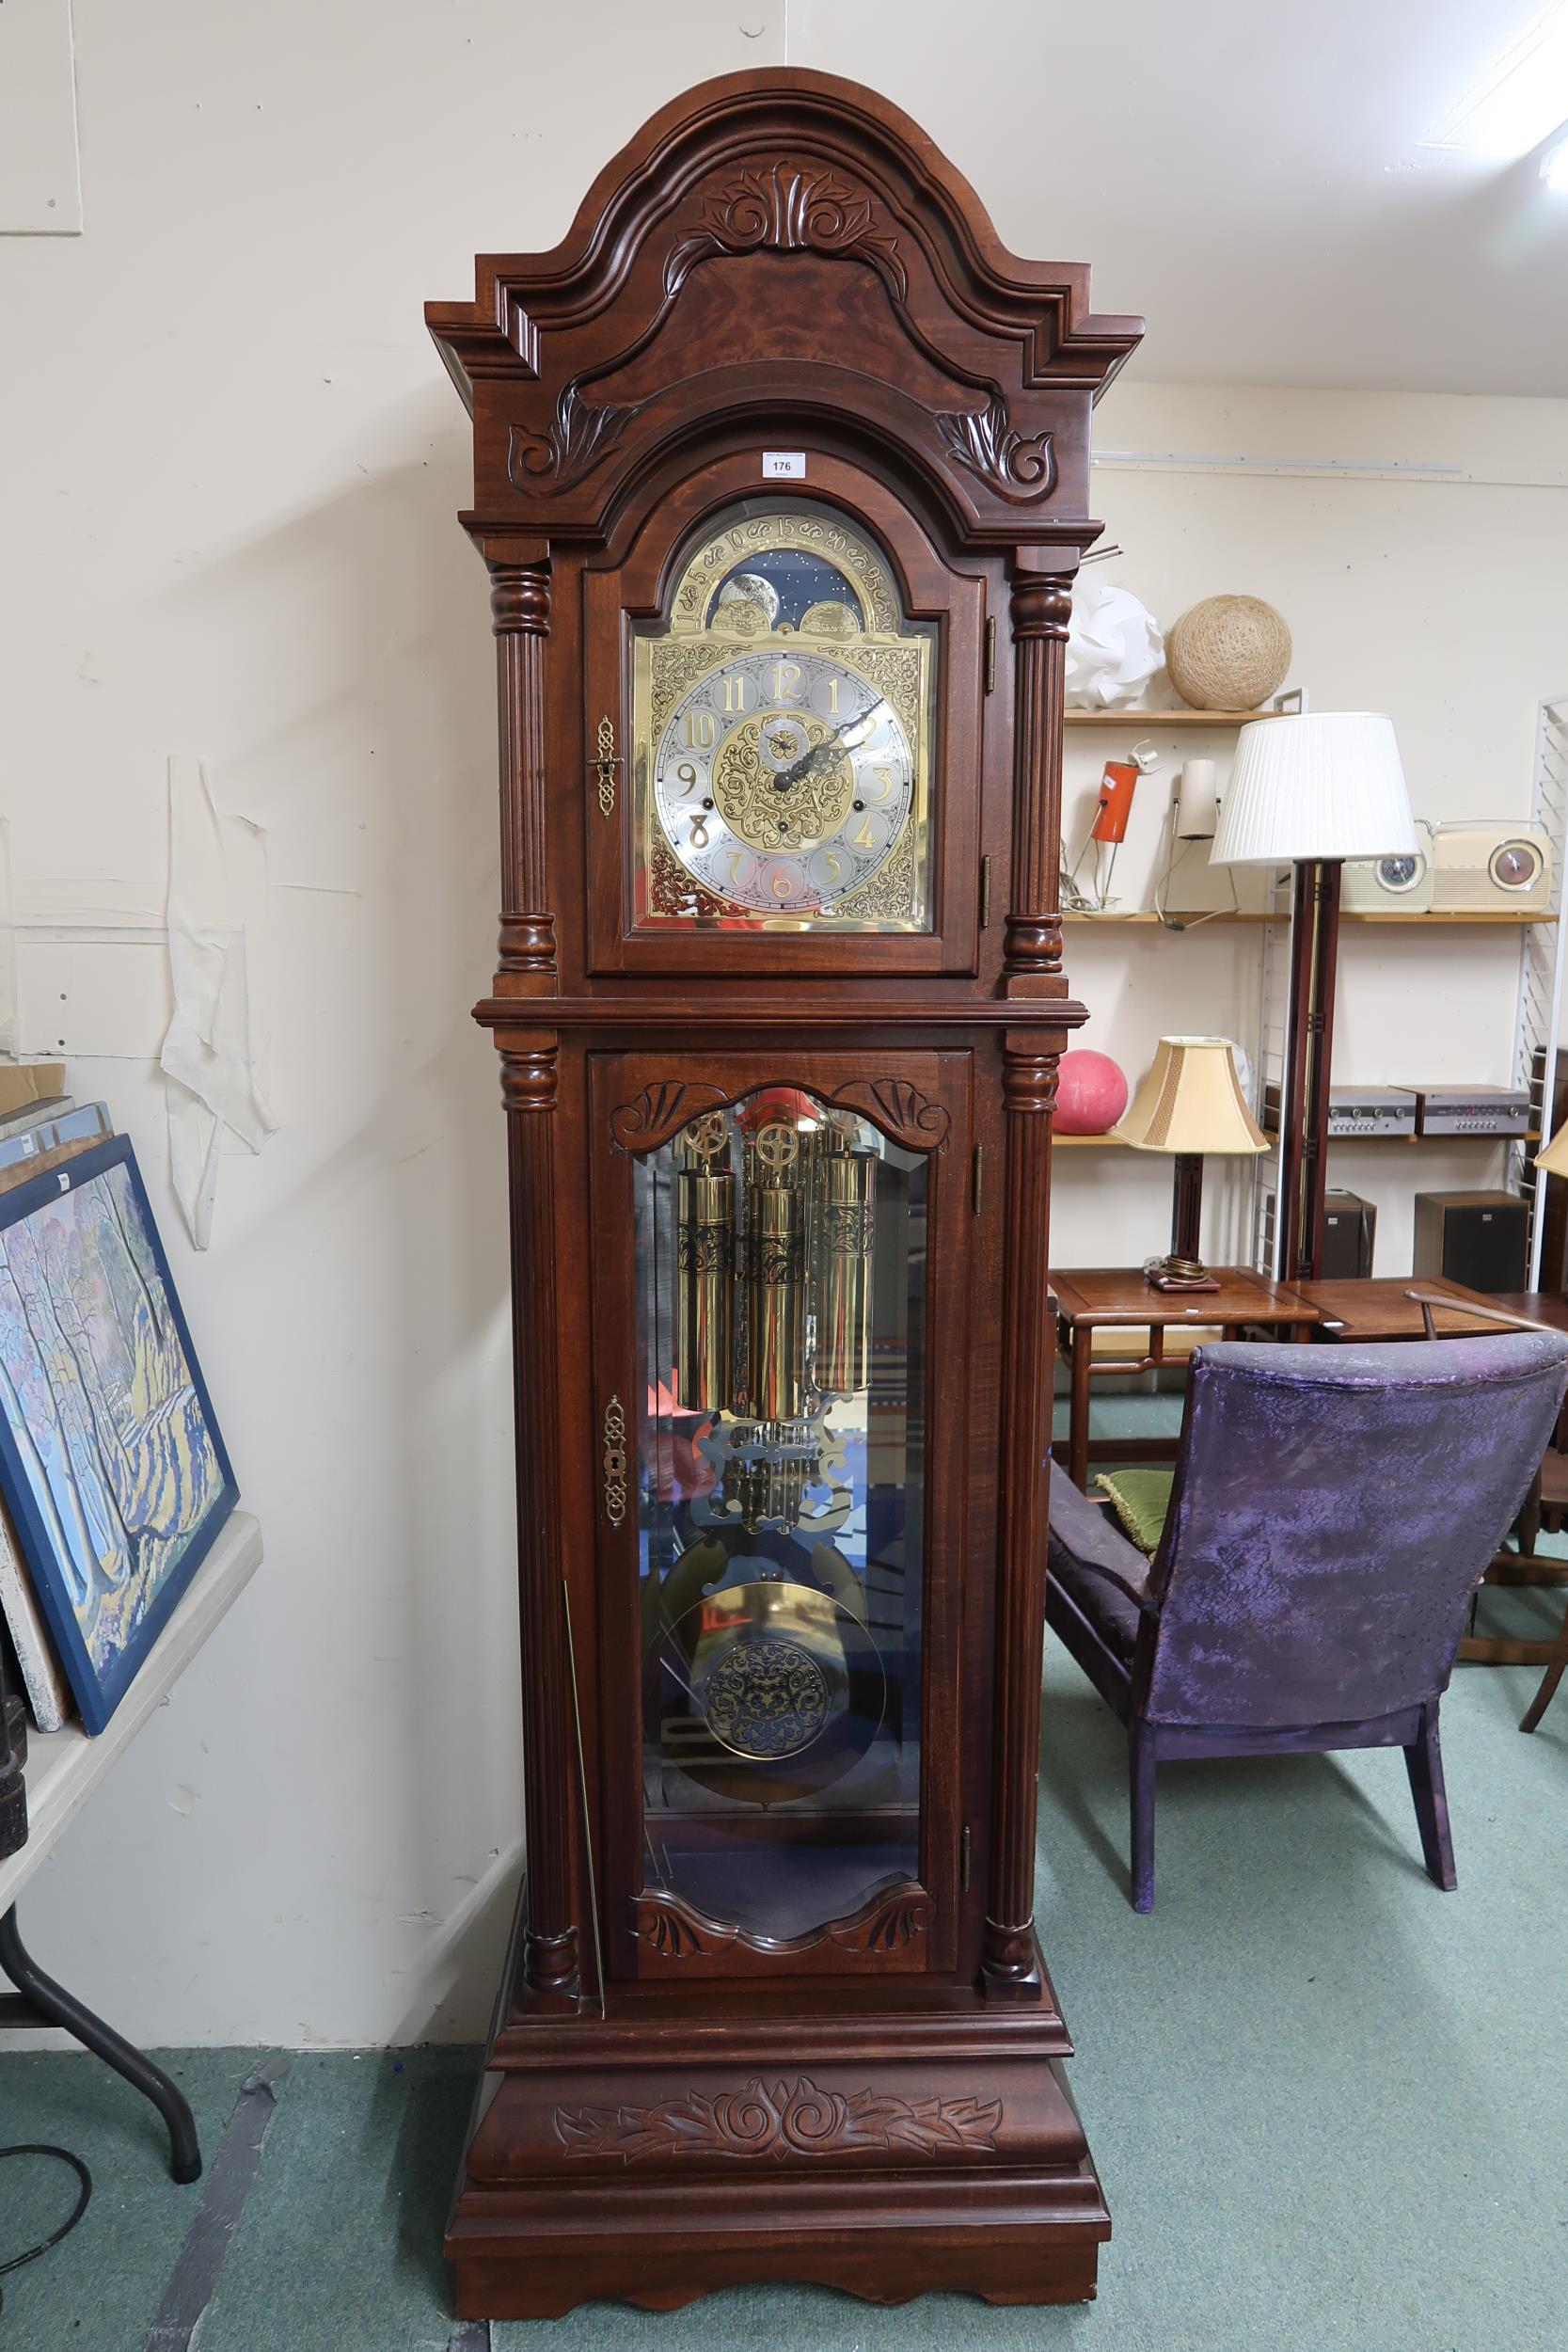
<box><xmin>0</xmin><ymin>1136</ymin><xmax>238</xmax><ymax>1734</ymax></box>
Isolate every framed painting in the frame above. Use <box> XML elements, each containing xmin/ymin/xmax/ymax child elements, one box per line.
<box><xmin>0</xmin><ymin>1136</ymin><xmax>238</xmax><ymax>1734</ymax></box>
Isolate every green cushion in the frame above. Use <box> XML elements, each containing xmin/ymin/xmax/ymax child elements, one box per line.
<box><xmin>1093</xmin><ymin>1467</ymin><xmax>1175</xmax><ymax>1555</ymax></box>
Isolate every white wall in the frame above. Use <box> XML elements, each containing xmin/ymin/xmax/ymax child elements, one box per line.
<box><xmin>2</xmin><ymin>8</ymin><xmax>1564</xmax><ymax>2046</ymax></box>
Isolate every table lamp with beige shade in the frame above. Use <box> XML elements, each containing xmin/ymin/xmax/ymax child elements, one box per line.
<box><xmin>1116</xmin><ymin>1036</ymin><xmax>1269</xmax><ymax>1292</ymax></box>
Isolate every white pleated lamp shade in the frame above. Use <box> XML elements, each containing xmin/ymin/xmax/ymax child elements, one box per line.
<box><xmin>1115</xmin><ymin>1037</ymin><xmax>1268</xmax><ymax>1156</ymax></box>
<box><xmin>1211</xmin><ymin>711</ymin><xmax>1418</xmax><ymax>867</ymax></box>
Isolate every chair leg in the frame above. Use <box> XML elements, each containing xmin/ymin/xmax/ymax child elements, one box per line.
<box><xmin>1520</xmin><ymin>1600</ymin><xmax>1568</xmax><ymax>1733</ymax></box>
<box><xmin>1129</xmin><ymin>1723</ymin><xmax>1156</xmax><ymax>1914</ymax></box>
<box><xmin>1402</xmin><ymin>1702</ymin><xmax>1456</xmax><ymax>1891</ymax></box>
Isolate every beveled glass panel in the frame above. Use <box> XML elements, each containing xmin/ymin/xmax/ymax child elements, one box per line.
<box><xmin>634</xmin><ymin>1087</ymin><xmax>926</xmax><ymax>1944</ymax></box>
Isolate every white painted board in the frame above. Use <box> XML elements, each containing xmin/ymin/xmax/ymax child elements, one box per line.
<box><xmin>0</xmin><ymin>0</ymin><xmax>83</xmax><ymax>233</ymax></box>
<box><xmin>0</xmin><ymin>1511</ymin><xmax>263</xmax><ymax>1914</ymax></box>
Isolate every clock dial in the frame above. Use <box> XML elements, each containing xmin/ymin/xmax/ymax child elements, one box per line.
<box><xmin>1489</xmin><ymin>840</ymin><xmax>1541</xmax><ymax>891</ymax></box>
<box><xmin>651</xmin><ymin>648</ymin><xmax>916</xmax><ymax>915</ymax></box>
<box><xmin>632</xmin><ymin>501</ymin><xmax>935</xmax><ymax>932</ymax></box>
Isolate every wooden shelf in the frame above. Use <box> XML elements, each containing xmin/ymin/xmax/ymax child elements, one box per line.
<box><xmin>1063</xmin><ymin>909</ymin><xmax>1556</xmax><ymax>928</ymax></box>
<box><xmin>1064</xmin><ymin>707</ymin><xmax>1284</xmax><ymax>727</ymax></box>
<box><xmin>1054</xmin><ymin>1129</ymin><xmax>1537</xmax><ymax>1149</ymax></box>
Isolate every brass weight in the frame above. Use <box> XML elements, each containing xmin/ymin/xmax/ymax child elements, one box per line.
<box><xmin>675</xmin><ymin>1166</ymin><xmax>734</xmax><ymax>1412</ymax></box>
<box><xmin>748</xmin><ymin>1182</ymin><xmax>804</xmax><ymax>1420</ymax></box>
<box><xmin>819</xmin><ymin>1152</ymin><xmax>877</xmax><ymax>1396</ymax></box>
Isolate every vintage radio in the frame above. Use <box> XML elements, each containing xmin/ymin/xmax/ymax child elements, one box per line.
<box><xmin>1413</xmin><ymin>1190</ymin><xmax>1528</xmax><ymax>1294</ymax></box>
<box><xmin>1340</xmin><ymin>825</ymin><xmax>1434</xmax><ymax>914</ymax></box>
<box><xmin>1391</xmin><ymin>1084</ymin><xmax>1533</xmax><ymax>1137</ymax></box>
<box><xmin>1263</xmin><ymin>1084</ymin><xmax>1416</xmax><ymax>1138</ymax></box>
<box><xmin>1430</xmin><ymin>822</ymin><xmax>1552</xmax><ymax>914</ymax></box>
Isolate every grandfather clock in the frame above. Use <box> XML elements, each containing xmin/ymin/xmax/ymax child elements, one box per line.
<box><xmin>427</xmin><ymin>69</ymin><xmax>1141</xmax><ymax>2318</ymax></box>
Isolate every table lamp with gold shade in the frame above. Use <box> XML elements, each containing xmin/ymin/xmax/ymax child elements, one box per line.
<box><xmin>1116</xmin><ymin>1036</ymin><xmax>1269</xmax><ymax>1292</ymax></box>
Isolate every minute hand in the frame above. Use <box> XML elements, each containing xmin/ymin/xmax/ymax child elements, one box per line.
<box><xmin>772</xmin><ymin>700</ymin><xmax>889</xmax><ymax>793</ymax></box>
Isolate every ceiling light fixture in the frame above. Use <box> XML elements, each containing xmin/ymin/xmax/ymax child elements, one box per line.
<box><xmin>1421</xmin><ymin>1</ymin><xmax>1568</xmax><ymax>162</ymax></box>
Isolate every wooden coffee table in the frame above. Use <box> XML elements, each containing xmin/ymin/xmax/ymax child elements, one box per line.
<box><xmin>1050</xmin><ymin>1267</ymin><xmax>1320</xmax><ymax>1490</ymax></box>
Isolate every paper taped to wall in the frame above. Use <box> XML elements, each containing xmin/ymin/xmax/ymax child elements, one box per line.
<box><xmin>159</xmin><ymin>757</ymin><xmax>277</xmax><ymax>1248</ymax></box>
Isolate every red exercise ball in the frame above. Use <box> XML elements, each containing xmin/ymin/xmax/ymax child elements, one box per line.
<box><xmin>1055</xmin><ymin>1049</ymin><xmax>1129</xmax><ymax>1136</ymax></box>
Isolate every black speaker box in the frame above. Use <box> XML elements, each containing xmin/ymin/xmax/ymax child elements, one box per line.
<box><xmin>1322</xmin><ymin>1190</ymin><xmax>1377</xmax><ymax>1279</ymax></box>
<box><xmin>1261</xmin><ymin>1188</ymin><xmax>1377</xmax><ymax>1278</ymax></box>
<box><xmin>1412</xmin><ymin>1190</ymin><xmax>1528</xmax><ymax>1295</ymax></box>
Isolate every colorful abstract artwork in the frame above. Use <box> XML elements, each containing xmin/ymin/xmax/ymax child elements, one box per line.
<box><xmin>0</xmin><ymin>1138</ymin><xmax>237</xmax><ymax>1733</ymax></box>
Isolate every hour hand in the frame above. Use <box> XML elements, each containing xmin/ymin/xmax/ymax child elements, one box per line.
<box><xmin>774</xmin><ymin>702</ymin><xmax>887</xmax><ymax>792</ymax></box>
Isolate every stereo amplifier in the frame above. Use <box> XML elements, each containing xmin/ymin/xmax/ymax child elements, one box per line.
<box><xmin>1392</xmin><ymin>1084</ymin><xmax>1533</xmax><ymax>1137</ymax></box>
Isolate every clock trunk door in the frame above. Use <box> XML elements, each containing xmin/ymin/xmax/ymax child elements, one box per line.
<box><xmin>589</xmin><ymin>1050</ymin><xmax>970</xmax><ymax>1982</ymax></box>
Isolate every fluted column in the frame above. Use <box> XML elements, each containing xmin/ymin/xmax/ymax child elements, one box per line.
<box><xmin>1003</xmin><ymin>567</ymin><xmax>1074</xmax><ymax>998</ymax></box>
<box><xmin>488</xmin><ymin>554</ymin><xmax>555</xmax><ymax>982</ymax></box>
<box><xmin>499</xmin><ymin>1035</ymin><xmax>578</xmax><ymax>2004</ymax></box>
<box><xmin>983</xmin><ymin>1035</ymin><xmax>1060</xmax><ymax>1998</ymax></box>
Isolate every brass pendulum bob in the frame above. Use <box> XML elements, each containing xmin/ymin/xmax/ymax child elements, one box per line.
<box><xmin>675</xmin><ymin>1164</ymin><xmax>734</xmax><ymax>1412</ymax></box>
<box><xmin>748</xmin><ymin>1180</ymin><xmax>804</xmax><ymax>1422</ymax></box>
<box><xmin>819</xmin><ymin>1152</ymin><xmax>877</xmax><ymax>1396</ymax></box>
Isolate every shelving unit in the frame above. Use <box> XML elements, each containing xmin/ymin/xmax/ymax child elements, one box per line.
<box><xmin>1055</xmin><ymin>1129</ymin><xmax>1542</xmax><ymax>1150</ymax></box>
<box><xmin>1063</xmin><ymin>909</ymin><xmax>1554</xmax><ymax>928</ymax></box>
<box><xmin>1063</xmin><ymin>708</ymin><xmax>1284</xmax><ymax>727</ymax></box>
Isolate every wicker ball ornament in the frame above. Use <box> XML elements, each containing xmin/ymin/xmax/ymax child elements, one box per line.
<box><xmin>1165</xmin><ymin>595</ymin><xmax>1291</xmax><ymax>712</ymax></box>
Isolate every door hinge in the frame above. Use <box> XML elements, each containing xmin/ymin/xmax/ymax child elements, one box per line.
<box><xmin>972</xmin><ymin>1145</ymin><xmax>984</xmax><ymax>1216</ymax></box>
<box><xmin>984</xmin><ymin>615</ymin><xmax>997</xmax><ymax>694</ymax></box>
<box><xmin>960</xmin><ymin>1825</ymin><xmax>972</xmax><ymax>1890</ymax></box>
<box><xmin>980</xmin><ymin>853</ymin><xmax>991</xmax><ymax>930</ymax></box>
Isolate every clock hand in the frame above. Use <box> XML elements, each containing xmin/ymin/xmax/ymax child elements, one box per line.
<box><xmin>771</xmin><ymin>700</ymin><xmax>890</xmax><ymax>792</ymax></box>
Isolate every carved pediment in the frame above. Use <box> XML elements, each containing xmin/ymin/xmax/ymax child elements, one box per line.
<box><xmin>426</xmin><ymin>67</ymin><xmax>1142</xmax><ymax>544</ymax></box>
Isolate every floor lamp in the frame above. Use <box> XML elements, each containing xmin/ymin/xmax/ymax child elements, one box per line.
<box><xmin>1212</xmin><ymin>713</ymin><xmax>1417</xmax><ymax>1282</ymax></box>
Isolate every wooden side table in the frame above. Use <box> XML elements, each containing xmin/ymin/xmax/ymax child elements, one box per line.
<box><xmin>1050</xmin><ymin>1268</ymin><xmax>1320</xmax><ymax>1491</ymax></box>
<box><xmin>0</xmin><ymin>1510</ymin><xmax>261</xmax><ymax>2180</ymax></box>
<box><xmin>1287</xmin><ymin>1274</ymin><xmax>1503</xmax><ymax>1342</ymax></box>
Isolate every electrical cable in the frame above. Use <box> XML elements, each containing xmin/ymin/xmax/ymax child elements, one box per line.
<box><xmin>0</xmin><ymin>2143</ymin><xmax>93</xmax><ymax>2315</ymax></box>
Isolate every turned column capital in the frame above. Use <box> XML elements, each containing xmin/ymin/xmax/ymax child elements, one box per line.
<box><xmin>1008</xmin><ymin>573</ymin><xmax>1073</xmax><ymax>641</ymax></box>
<box><xmin>498</xmin><ymin>1034</ymin><xmax>561</xmax><ymax>1115</ymax></box>
<box><xmin>487</xmin><ymin>559</ymin><xmax>551</xmax><ymax>637</ymax></box>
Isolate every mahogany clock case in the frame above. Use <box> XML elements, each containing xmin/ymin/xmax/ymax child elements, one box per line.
<box><xmin>426</xmin><ymin>67</ymin><xmax>1142</xmax><ymax>2319</ymax></box>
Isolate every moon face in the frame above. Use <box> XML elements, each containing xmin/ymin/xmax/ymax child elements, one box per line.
<box><xmin>716</xmin><ymin>573</ymin><xmax>781</xmax><ymax>628</ymax></box>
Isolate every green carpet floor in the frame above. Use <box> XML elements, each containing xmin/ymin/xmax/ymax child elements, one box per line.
<box><xmin>5</xmin><ymin>1400</ymin><xmax>1565</xmax><ymax>2348</ymax></box>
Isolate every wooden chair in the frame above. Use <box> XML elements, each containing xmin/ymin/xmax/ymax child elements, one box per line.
<box><xmin>1046</xmin><ymin>1332</ymin><xmax>1568</xmax><ymax>1910</ymax></box>
<box><xmin>1407</xmin><ymin>1290</ymin><xmax>1568</xmax><ymax>1730</ymax></box>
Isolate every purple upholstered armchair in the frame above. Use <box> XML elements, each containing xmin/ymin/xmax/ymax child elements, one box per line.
<box><xmin>1046</xmin><ymin>1332</ymin><xmax>1568</xmax><ymax>1912</ymax></box>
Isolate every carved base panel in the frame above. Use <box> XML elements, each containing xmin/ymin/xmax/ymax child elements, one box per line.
<box><xmin>447</xmin><ymin>2013</ymin><xmax>1109</xmax><ymax>2316</ymax></box>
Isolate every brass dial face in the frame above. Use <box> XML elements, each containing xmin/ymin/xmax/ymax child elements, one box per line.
<box><xmin>652</xmin><ymin>647</ymin><xmax>916</xmax><ymax>916</ymax></box>
<box><xmin>632</xmin><ymin>501</ymin><xmax>934</xmax><ymax>931</ymax></box>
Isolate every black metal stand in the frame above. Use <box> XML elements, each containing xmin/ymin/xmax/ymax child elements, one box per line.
<box><xmin>0</xmin><ymin>1904</ymin><xmax>201</xmax><ymax>2183</ymax></box>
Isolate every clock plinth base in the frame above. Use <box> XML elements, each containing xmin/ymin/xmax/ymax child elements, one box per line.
<box><xmin>446</xmin><ymin>1891</ymin><xmax>1110</xmax><ymax>2319</ymax></box>
<box><xmin>451</xmin><ymin>2185</ymin><xmax>1107</xmax><ymax>2320</ymax></box>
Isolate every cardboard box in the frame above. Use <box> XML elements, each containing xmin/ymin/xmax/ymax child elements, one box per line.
<box><xmin>0</xmin><ymin>1064</ymin><xmax>65</xmax><ymax>1117</ymax></box>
